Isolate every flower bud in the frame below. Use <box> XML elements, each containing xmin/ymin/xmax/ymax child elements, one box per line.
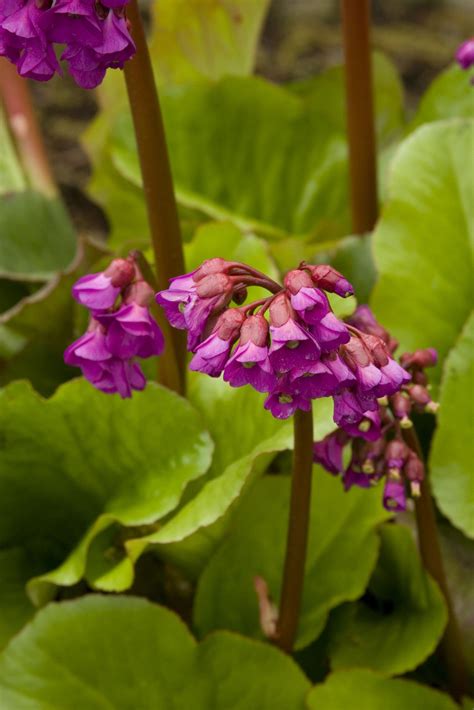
<box><xmin>346</xmin><ymin>305</ymin><xmax>391</xmax><ymax>345</ymax></box>
<box><xmin>194</xmin><ymin>258</ymin><xmax>231</xmax><ymax>281</ymax></box>
<box><xmin>409</xmin><ymin>384</ymin><xmax>439</xmax><ymax>413</ymax></box>
<box><xmin>195</xmin><ymin>273</ymin><xmax>233</xmax><ymax>299</ymax></box>
<box><xmin>104</xmin><ymin>258</ymin><xmax>135</xmax><ymax>288</ymax></box>
<box><xmin>239</xmin><ymin>314</ymin><xmax>269</xmax><ymax>348</ymax></box>
<box><xmin>269</xmin><ymin>292</ymin><xmax>292</xmax><ymax>328</ymax></box>
<box><xmin>123</xmin><ymin>280</ymin><xmax>154</xmax><ymax>307</ymax></box>
<box><xmin>390</xmin><ymin>391</ymin><xmax>412</xmax><ymax>422</ymax></box>
<box><xmin>400</xmin><ymin>348</ymin><xmax>437</xmax><ymax>370</ymax></box>
<box><xmin>385</xmin><ymin>439</ymin><xmax>408</xmax><ymax>475</ymax></box>
<box><xmin>214</xmin><ymin>308</ymin><xmax>245</xmax><ymax>341</ymax></box>
<box><xmin>284</xmin><ymin>269</ymin><xmax>314</xmax><ymax>295</ymax></box>
<box><xmin>404</xmin><ymin>452</ymin><xmax>425</xmax><ymax>483</ymax></box>
<box><xmin>306</xmin><ymin>264</ymin><xmax>354</xmax><ymax>298</ymax></box>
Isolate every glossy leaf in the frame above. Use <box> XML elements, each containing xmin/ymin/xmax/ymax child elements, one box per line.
<box><xmin>372</xmin><ymin>119</ymin><xmax>473</xmax><ymax>383</ymax></box>
<box><xmin>194</xmin><ymin>468</ymin><xmax>389</xmax><ymax>649</ymax></box>
<box><xmin>411</xmin><ymin>64</ymin><xmax>474</xmax><ymax>130</ymax></box>
<box><xmin>307</xmin><ymin>669</ymin><xmax>457</xmax><ymax>710</ymax></box>
<box><xmin>430</xmin><ymin>312</ymin><xmax>474</xmax><ymax>538</ymax></box>
<box><xmin>0</xmin><ymin>379</ymin><xmax>212</xmax><ymax>613</ymax></box>
<box><xmin>0</xmin><ymin>596</ymin><xmax>310</xmax><ymax>709</ymax></box>
<box><xmin>328</xmin><ymin>525</ymin><xmax>447</xmax><ymax>674</ymax></box>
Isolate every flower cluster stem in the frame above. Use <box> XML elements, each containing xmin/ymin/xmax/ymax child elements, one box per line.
<box><xmin>0</xmin><ymin>58</ymin><xmax>57</xmax><ymax>197</ymax></box>
<box><xmin>403</xmin><ymin>428</ymin><xmax>468</xmax><ymax>700</ymax></box>
<box><xmin>275</xmin><ymin>407</ymin><xmax>314</xmax><ymax>653</ymax></box>
<box><xmin>124</xmin><ymin>2</ymin><xmax>185</xmax><ymax>394</ymax></box>
<box><xmin>341</xmin><ymin>0</ymin><xmax>378</xmax><ymax>233</ymax></box>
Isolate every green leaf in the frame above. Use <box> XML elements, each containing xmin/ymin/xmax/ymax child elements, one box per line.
<box><xmin>194</xmin><ymin>468</ymin><xmax>389</xmax><ymax>649</ymax></box>
<box><xmin>411</xmin><ymin>64</ymin><xmax>474</xmax><ymax>131</ymax></box>
<box><xmin>371</xmin><ymin>119</ymin><xmax>474</xmax><ymax>383</ymax></box>
<box><xmin>0</xmin><ymin>596</ymin><xmax>311</xmax><ymax>709</ymax></box>
<box><xmin>0</xmin><ymin>549</ymin><xmax>35</xmax><ymax>651</ymax></box>
<box><xmin>306</xmin><ymin>669</ymin><xmax>458</xmax><ymax>710</ymax></box>
<box><xmin>0</xmin><ymin>191</ymin><xmax>76</xmax><ymax>281</ymax></box>
<box><xmin>149</xmin><ymin>0</ymin><xmax>271</xmax><ymax>84</ymax></box>
<box><xmin>0</xmin><ymin>379</ymin><xmax>212</xmax><ymax>612</ymax></box>
<box><xmin>327</xmin><ymin>524</ymin><xmax>447</xmax><ymax>675</ymax></box>
<box><xmin>430</xmin><ymin>312</ymin><xmax>474</xmax><ymax>538</ymax></box>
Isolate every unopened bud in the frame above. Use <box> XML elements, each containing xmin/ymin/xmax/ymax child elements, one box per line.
<box><xmin>283</xmin><ymin>269</ymin><xmax>313</xmax><ymax>295</ymax></box>
<box><xmin>194</xmin><ymin>258</ymin><xmax>230</xmax><ymax>281</ymax></box>
<box><xmin>269</xmin><ymin>293</ymin><xmax>292</xmax><ymax>327</ymax></box>
<box><xmin>105</xmin><ymin>258</ymin><xmax>135</xmax><ymax>288</ymax></box>
<box><xmin>239</xmin><ymin>314</ymin><xmax>269</xmax><ymax>347</ymax></box>
<box><xmin>123</xmin><ymin>280</ymin><xmax>154</xmax><ymax>306</ymax></box>
<box><xmin>410</xmin><ymin>481</ymin><xmax>421</xmax><ymax>497</ymax></box>
<box><xmin>215</xmin><ymin>309</ymin><xmax>245</xmax><ymax>341</ymax></box>
<box><xmin>306</xmin><ymin>264</ymin><xmax>354</xmax><ymax>298</ymax></box>
<box><xmin>196</xmin><ymin>273</ymin><xmax>233</xmax><ymax>299</ymax></box>
<box><xmin>390</xmin><ymin>391</ymin><xmax>412</xmax><ymax>420</ymax></box>
<box><xmin>404</xmin><ymin>452</ymin><xmax>425</xmax><ymax>482</ymax></box>
<box><xmin>400</xmin><ymin>348</ymin><xmax>437</xmax><ymax>370</ymax></box>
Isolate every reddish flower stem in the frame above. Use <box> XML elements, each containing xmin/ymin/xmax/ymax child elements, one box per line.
<box><xmin>275</xmin><ymin>407</ymin><xmax>314</xmax><ymax>653</ymax></box>
<box><xmin>402</xmin><ymin>428</ymin><xmax>468</xmax><ymax>700</ymax></box>
<box><xmin>341</xmin><ymin>1</ymin><xmax>468</xmax><ymax>698</ymax></box>
<box><xmin>341</xmin><ymin>0</ymin><xmax>377</xmax><ymax>233</ymax></box>
<box><xmin>124</xmin><ymin>2</ymin><xmax>185</xmax><ymax>395</ymax></box>
<box><xmin>0</xmin><ymin>58</ymin><xmax>57</xmax><ymax>197</ymax></box>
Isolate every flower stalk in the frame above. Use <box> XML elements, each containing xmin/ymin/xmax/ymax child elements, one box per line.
<box><xmin>403</xmin><ymin>427</ymin><xmax>468</xmax><ymax>700</ymax></box>
<box><xmin>124</xmin><ymin>1</ymin><xmax>185</xmax><ymax>394</ymax></box>
<box><xmin>341</xmin><ymin>0</ymin><xmax>377</xmax><ymax>233</ymax></box>
<box><xmin>275</xmin><ymin>407</ymin><xmax>314</xmax><ymax>653</ymax></box>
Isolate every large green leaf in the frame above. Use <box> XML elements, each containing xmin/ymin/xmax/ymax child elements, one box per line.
<box><xmin>129</xmin><ymin>383</ymin><xmax>334</xmax><ymax>578</ymax></box>
<box><xmin>371</xmin><ymin>119</ymin><xmax>473</xmax><ymax>383</ymax></box>
<box><xmin>430</xmin><ymin>312</ymin><xmax>474</xmax><ymax>538</ymax></box>
<box><xmin>0</xmin><ymin>596</ymin><xmax>310</xmax><ymax>709</ymax></box>
<box><xmin>0</xmin><ymin>379</ymin><xmax>212</xmax><ymax>619</ymax></box>
<box><xmin>411</xmin><ymin>64</ymin><xmax>474</xmax><ymax>131</ymax></box>
<box><xmin>0</xmin><ymin>549</ymin><xmax>36</xmax><ymax>651</ymax></box>
<box><xmin>327</xmin><ymin>525</ymin><xmax>447</xmax><ymax>675</ymax></box>
<box><xmin>85</xmin><ymin>53</ymin><xmax>404</xmax><ymax>248</ymax></box>
<box><xmin>307</xmin><ymin>669</ymin><xmax>457</xmax><ymax>710</ymax></box>
<box><xmin>194</xmin><ymin>469</ymin><xmax>389</xmax><ymax>649</ymax></box>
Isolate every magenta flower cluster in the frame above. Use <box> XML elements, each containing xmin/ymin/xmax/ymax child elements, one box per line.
<box><xmin>314</xmin><ymin>307</ymin><xmax>438</xmax><ymax>512</ymax></box>
<box><xmin>65</xmin><ymin>256</ymin><xmax>164</xmax><ymax>398</ymax></box>
<box><xmin>0</xmin><ymin>0</ymin><xmax>135</xmax><ymax>88</ymax></box>
<box><xmin>156</xmin><ymin>259</ymin><xmax>409</xmax><ymax>427</ymax></box>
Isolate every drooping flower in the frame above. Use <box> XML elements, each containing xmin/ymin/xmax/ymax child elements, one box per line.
<box><xmin>313</xmin><ymin>429</ymin><xmax>348</xmax><ymax>475</ymax></box>
<box><xmin>0</xmin><ymin>0</ymin><xmax>135</xmax><ymax>88</ymax></box>
<box><xmin>65</xmin><ymin>253</ymin><xmax>163</xmax><ymax>397</ymax></box>
<box><xmin>189</xmin><ymin>309</ymin><xmax>244</xmax><ymax>377</ymax></box>
<box><xmin>223</xmin><ymin>314</ymin><xmax>276</xmax><ymax>393</ymax></box>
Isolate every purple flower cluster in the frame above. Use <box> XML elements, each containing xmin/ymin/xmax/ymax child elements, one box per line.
<box><xmin>314</xmin><ymin>309</ymin><xmax>439</xmax><ymax>512</ymax></box>
<box><xmin>157</xmin><ymin>260</ymin><xmax>410</xmax><ymax>426</ymax></box>
<box><xmin>0</xmin><ymin>0</ymin><xmax>135</xmax><ymax>88</ymax></box>
<box><xmin>64</xmin><ymin>256</ymin><xmax>164</xmax><ymax>397</ymax></box>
